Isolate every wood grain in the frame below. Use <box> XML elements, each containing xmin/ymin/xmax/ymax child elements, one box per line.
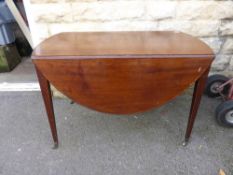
<box><xmin>184</xmin><ymin>66</ymin><xmax>210</xmax><ymax>145</ymax></box>
<box><xmin>35</xmin><ymin>66</ymin><xmax>58</xmax><ymax>148</ymax></box>
<box><xmin>34</xmin><ymin>57</ymin><xmax>212</xmax><ymax>114</ymax></box>
<box><xmin>32</xmin><ymin>31</ymin><xmax>214</xmax><ymax>59</ymax></box>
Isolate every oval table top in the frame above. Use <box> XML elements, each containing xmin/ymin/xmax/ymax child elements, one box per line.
<box><xmin>32</xmin><ymin>31</ymin><xmax>214</xmax><ymax>59</ymax></box>
<box><xmin>33</xmin><ymin>31</ymin><xmax>214</xmax><ymax>114</ymax></box>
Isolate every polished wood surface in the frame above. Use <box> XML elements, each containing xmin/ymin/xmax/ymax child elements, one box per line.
<box><xmin>183</xmin><ymin>67</ymin><xmax>210</xmax><ymax>145</ymax></box>
<box><xmin>32</xmin><ymin>31</ymin><xmax>214</xmax><ymax>59</ymax></box>
<box><xmin>32</xmin><ymin>31</ymin><xmax>214</xmax><ymax>147</ymax></box>
<box><xmin>35</xmin><ymin>67</ymin><xmax>58</xmax><ymax>148</ymax></box>
<box><xmin>34</xmin><ymin>58</ymin><xmax>212</xmax><ymax>114</ymax></box>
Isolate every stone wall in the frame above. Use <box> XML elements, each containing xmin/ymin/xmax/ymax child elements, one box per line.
<box><xmin>25</xmin><ymin>0</ymin><xmax>233</xmax><ymax>74</ymax></box>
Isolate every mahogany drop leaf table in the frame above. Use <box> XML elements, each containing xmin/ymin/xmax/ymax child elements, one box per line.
<box><xmin>32</xmin><ymin>31</ymin><xmax>214</xmax><ymax>148</ymax></box>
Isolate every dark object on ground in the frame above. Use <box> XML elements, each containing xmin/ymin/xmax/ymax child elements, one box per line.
<box><xmin>205</xmin><ymin>74</ymin><xmax>233</xmax><ymax>127</ymax></box>
<box><xmin>0</xmin><ymin>43</ymin><xmax>21</xmax><ymax>72</ymax></box>
<box><xmin>215</xmin><ymin>100</ymin><xmax>233</xmax><ymax>127</ymax></box>
<box><xmin>15</xmin><ymin>36</ymin><xmax>32</xmax><ymax>56</ymax></box>
<box><xmin>11</xmin><ymin>22</ymin><xmax>32</xmax><ymax>57</ymax></box>
<box><xmin>205</xmin><ymin>74</ymin><xmax>230</xmax><ymax>97</ymax></box>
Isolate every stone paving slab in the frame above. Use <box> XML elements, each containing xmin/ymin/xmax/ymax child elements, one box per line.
<box><xmin>0</xmin><ymin>91</ymin><xmax>232</xmax><ymax>175</ymax></box>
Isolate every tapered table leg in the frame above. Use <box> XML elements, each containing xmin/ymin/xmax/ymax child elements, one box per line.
<box><xmin>183</xmin><ymin>67</ymin><xmax>210</xmax><ymax>146</ymax></box>
<box><xmin>35</xmin><ymin>66</ymin><xmax>59</xmax><ymax>149</ymax></box>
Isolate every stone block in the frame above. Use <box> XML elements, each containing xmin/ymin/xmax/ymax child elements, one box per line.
<box><xmin>211</xmin><ymin>54</ymin><xmax>231</xmax><ymax>71</ymax></box>
<box><xmin>220</xmin><ymin>20</ymin><xmax>233</xmax><ymax>36</ymax></box>
<box><xmin>48</xmin><ymin>21</ymin><xmax>158</xmax><ymax>35</ymax></box>
<box><xmin>200</xmin><ymin>37</ymin><xmax>223</xmax><ymax>54</ymax></box>
<box><xmin>51</xmin><ymin>85</ymin><xmax>68</xmax><ymax>99</ymax></box>
<box><xmin>72</xmin><ymin>1</ymin><xmax>145</xmax><ymax>21</ymax></box>
<box><xmin>176</xmin><ymin>1</ymin><xmax>233</xmax><ymax>20</ymax></box>
<box><xmin>145</xmin><ymin>1</ymin><xmax>176</xmax><ymax>20</ymax></box>
<box><xmin>158</xmin><ymin>20</ymin><xmax>219</xmax><ymax>37</ymax></box>
<box><xmin>221</xmin><ymin>38</ymin><xmax>233</xmax><ymax>54</ymax></box>
<box><xmin>32</xmin><ymin>3</ymin><xmax>72</xmax><ymax>23</ymax></box>
<box><xmin>227</xmin><ymin>56</ymin><xmax>233</xmax><ymax>71</ymax></box>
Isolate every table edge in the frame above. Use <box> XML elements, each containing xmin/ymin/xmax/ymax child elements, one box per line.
<box><xmin>32</xmin><ymin>54</ymin><xmax>215</xmax><ymax>60</ymax></box>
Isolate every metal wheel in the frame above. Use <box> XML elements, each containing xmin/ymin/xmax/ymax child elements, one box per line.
<box><xmin>215</xmin><ymin>100</ymin><xmax>233</xmax><ymax>127</ymax></box>
<box><xmin>225</xmin><ymin>110</ymin><xmax>233</xmax><ymax>124</ymax></box>
<box><xmin>205</xmin><ymin>74</ymin><xmax>229</xmax><ymax>98</ymax></box>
